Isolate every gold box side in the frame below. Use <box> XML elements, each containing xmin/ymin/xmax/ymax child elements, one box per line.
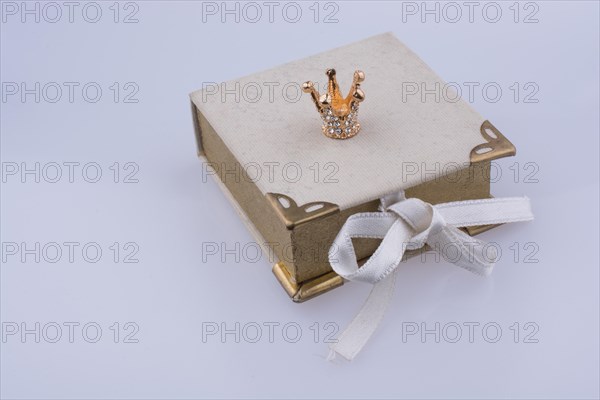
<box><xmin>198</xmin><ymin>108</ymin><xmax>294</xmax><ymax>268</ymax></box>
<box><xmin>190</xmin><ymin>99</ymin><xmax>204</xmax><ymax>157</ymax></box>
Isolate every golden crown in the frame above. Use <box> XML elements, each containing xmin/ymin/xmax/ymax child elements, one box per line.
<box><xmin>302</xmin><ymin>68</ymin><xmax>365</xmax><ymax>139</ymax></box>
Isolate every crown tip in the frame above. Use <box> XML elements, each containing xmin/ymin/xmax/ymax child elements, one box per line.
<box><xmin>326</xmin><ymin>68</ymin><xmax>336</xmax><ymax>77</ymax></box>
<box><xmin>353</xmin><ymin>88</ymin><xmax>365</xmax><ymax>102</ymax></box>
<box><xmin>302</xmin><ymin>81</ymin><xmax>314</xmax><ymax>93</ymax></box>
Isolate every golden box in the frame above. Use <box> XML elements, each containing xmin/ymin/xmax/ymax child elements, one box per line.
<box><xmin>189</xmin><ymin>33</ymin><xmax>516</xmax><ymax>302</ymax></box>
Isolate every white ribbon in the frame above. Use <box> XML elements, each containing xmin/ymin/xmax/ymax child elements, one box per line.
<box><xmin>327</xmin><ymin>192</ymin><xmax>533</xmax><ymax>361</ymax></box>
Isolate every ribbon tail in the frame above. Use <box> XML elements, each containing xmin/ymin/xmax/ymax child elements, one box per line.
<box><xmin>436</xmin><ymin>196</ymin><xmax>534</xmax><ymax>227</ymax></box>
<box><xmin>328</xmin><ymin>269</ymin><xmax>398</xmax><ymax>361</ymax></box>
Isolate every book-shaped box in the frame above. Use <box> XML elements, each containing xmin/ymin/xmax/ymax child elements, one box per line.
<box><xmin>189</xmin><ymin>33</ymin><xmax>516</xmax><ymax>302</ymax></box>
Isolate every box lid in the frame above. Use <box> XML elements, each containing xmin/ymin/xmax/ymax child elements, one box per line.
<box><xmin>190</xmin><ymin>32</ymin><xmax>513</xmax><ymax>210</ymax></box>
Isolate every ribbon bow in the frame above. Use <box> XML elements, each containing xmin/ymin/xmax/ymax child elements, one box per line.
<box><xmin>327</xmin><ymin>192</ymin><xmax>533</xmax><ymax>361</ymax></box>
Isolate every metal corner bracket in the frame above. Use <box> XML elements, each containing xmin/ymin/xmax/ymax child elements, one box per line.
<box><xmin>272</xmin><ymin>261</ymin><xmax>344</xmax><ymax>303</ymax></box>
<box><xmin>265</xmin><ymin>192</ymin><xmax>340</xmax><ymax>230</ymax></box>
<box><xmin>470</xmin><ymin>120</ymin><xmax>516</xmax><ymax>164</ymax></box>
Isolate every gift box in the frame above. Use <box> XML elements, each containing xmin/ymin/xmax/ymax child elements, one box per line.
<box><xmin>189</xmin><ymin>33</ymin><xmax>516</xmax><ymax>302</ymax></box>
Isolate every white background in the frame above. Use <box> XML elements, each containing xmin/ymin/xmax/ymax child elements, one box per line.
<box><xmin>1</xmin><ymin>1</ymin><xmax>599</xmax><ymax>399</ymax></box>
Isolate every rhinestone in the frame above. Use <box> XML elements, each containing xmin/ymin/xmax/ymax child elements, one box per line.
<box><xmin>335</xmin><ymin>128</ymin><xmax>342</xmax><ymax>134</ymax></box>
<box><xmin>328</xmin><ymin>128</ymin><xmax>335</xmax><ymax>134</ymax></box>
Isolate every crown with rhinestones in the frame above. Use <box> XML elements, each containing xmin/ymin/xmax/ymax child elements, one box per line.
<box><xmin>302</xmin><ymin>68</ymin><xmax>365</xmax><ymax>139</ymax></box>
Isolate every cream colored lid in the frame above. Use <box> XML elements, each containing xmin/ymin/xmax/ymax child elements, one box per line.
<box><xmin>191</xmin><ymin>33</ymin><xmax>487</xmax><ymax>210</ymax></box>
